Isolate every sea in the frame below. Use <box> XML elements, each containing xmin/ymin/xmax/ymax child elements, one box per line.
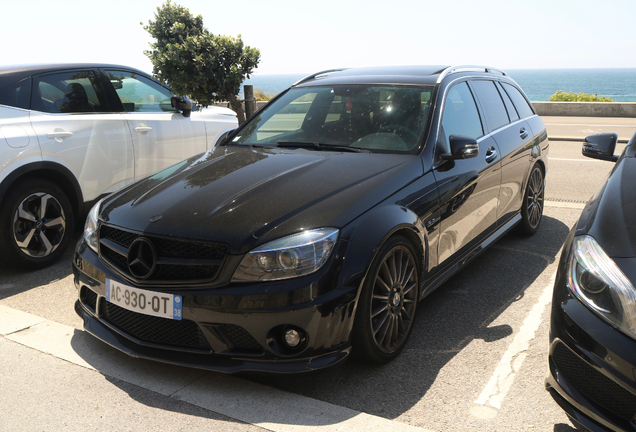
<box><xmin>242</xmin><ymin>68</ymin><xmax>636</xmax><ymax>102</ymax></box>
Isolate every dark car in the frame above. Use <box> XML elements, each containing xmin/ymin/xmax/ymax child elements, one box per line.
<box><xmin>547</xmin><ymin>132</ymin><xmax>636</xmax><ymax>431</ymax></box>
<box><xmin>73</xmin><ymin>65</ymin><xmax>549</xmax><ymax>373</ymax></box>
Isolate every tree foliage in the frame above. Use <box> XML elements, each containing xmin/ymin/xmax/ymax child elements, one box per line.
<box><xmin>549</xmin><ymin>90</ymin><xmax>615</xmax><ymax>102</ymax></box>
<box><xmin>143</xmin><ymin>1</ymin><xmax>260</xmax><ymax>122</ymax></box>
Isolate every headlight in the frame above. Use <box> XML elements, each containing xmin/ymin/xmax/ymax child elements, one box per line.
<box><xmin>568</xmin><ymin>235</ymin><xmax>636</xmax><ymax>339</ymax></box>
<box><xmin>83</xmin><ymin>198</ymin><xmax>105</xmax><ymax>253</ymax></box>
<box><xmin>232</xmin><ymin>228</ymin><xmax>339</xmax><ymax>282</ymax></box>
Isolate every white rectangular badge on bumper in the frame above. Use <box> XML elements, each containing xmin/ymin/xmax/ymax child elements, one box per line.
<box><xmin>105</xmin><ymin>279</ymin><xmax>182</xmax><ymax>320</ymax></box>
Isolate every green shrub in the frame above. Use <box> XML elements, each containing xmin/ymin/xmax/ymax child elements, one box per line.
<box><xmin>549</xmin><ymin>90</ymin><xmax>615</xmax><ymax>102</ymax></box>
<box><xmin>254</xmin><ymin>87</ymin><xmax>275</xmax><ymax>101</ymax></box>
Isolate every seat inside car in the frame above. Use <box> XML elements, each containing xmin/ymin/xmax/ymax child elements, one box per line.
<box><xmin>55</xmin><ymin>83</ymin><xmax>94</xmax><ymax>113</ymax></box>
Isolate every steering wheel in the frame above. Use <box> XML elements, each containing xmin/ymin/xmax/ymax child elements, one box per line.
<box><xmin>378</xmin><ymin>124</ymin><xmax>419</xmax><ymax>144</ymax></box>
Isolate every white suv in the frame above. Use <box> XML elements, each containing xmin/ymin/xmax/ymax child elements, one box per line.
<box><xmin>0</xmin><ymin>63</ymin><xmax>238</xmax><ymax>268</ymax></box>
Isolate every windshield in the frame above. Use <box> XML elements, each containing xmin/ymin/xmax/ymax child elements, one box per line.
<box><xmin>230</xmin><ymin>85</ymin><xmax>434</xmax><ymax>153</ymax></box>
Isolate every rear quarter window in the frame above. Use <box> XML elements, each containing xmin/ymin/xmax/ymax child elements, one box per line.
<box><xmin>0</xmin><ymin>77</ymin><xmax>31</xmax><ymax>110</ymax></box>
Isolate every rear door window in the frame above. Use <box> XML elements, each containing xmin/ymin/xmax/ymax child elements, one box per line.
<box><xmin>470</xmin><ymin>80</ymin><xmax>509</xmax><ymax>132</ymax></box>
<box><xmin>496</xmin><ymin>82</ymin><xmax>519</xmax><ymax>122</ymax></box>
<box><xmin>32</xmin><ymin>71</ymin><xmax>106</xmax><ymax>113</ymax></box>
<box><xmin>501</xmin><ymin>82</ymin><xmax>534</xmax><ymax>119</ymax></box>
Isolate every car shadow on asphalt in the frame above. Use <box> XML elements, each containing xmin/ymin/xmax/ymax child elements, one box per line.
<box><xmin>64</xmin><ymin>215</ymin><xmax>570</xmax><ymax>430</ymax></box>
<box><xmin>0</xmin><ymin>233</ymin><xmax>80</xmax><ymax>300</ymax></box>
<box><xmin>243</xmin><ymin>215</ymin><xmax>571</xmax><ymax>423</ymax></box>
<box><xmin>554</xmin><ymin>423</ymin><xmax>577</xmax><ymax>431</ymax></box>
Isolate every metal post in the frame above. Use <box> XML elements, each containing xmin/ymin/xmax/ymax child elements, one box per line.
<box><xmin>244</xmin><ymin>85</ymin><xmax>256</xmax><ymax>119</ymax></box>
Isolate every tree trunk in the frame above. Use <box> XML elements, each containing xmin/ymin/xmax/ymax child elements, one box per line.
<box><xmin>227</xmin><ymin>93</ymin><xmax>246</xmax><ymax>125</ymax></box>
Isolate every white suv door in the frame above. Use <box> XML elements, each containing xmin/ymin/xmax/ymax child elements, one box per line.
<box><xmin>29</xmin><ymin>69</ymin><xmax>134</xmax><ymax>203</ymax></box>
<box><xmin>103</xmin><ymin>70</ymin><xmax>207</xmax><ymax>180</ymax></box>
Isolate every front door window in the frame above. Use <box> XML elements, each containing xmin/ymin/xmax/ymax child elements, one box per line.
<box><xmin>105</xmin><ymin>71</ymin><xmax>177</xmax><ymax>113</ymax></box>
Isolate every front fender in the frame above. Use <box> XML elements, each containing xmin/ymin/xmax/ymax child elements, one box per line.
<box><xmin>341</xmin><ymin>170</ymin><xmax>439</xmax><ymax>279</ymax></box>
<box><xmin>340</xmin><ymin>202</ymin><xmax>430</xmax><ymax>290</ymax></box>
<box><xmin>343</xmin><ymin>203</ymin><xmax>426</xmax><ymax>249</ymax></box>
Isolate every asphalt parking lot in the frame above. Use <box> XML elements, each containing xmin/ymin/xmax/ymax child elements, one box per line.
<box><xmin>1</xmin><ymin>116</ymin><xmax>633</xmax><ymax>432</ymax></box>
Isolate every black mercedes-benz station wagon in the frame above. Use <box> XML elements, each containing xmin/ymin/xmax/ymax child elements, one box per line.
<box><xmin>73</xmin><ymin>65</ymin><xmax>549</xmax><ymax>373</ymax></box>
<box><xmin>547</xmin><ymin>132</ymin><xmax>636</xmax><ymax>432</ymax></box>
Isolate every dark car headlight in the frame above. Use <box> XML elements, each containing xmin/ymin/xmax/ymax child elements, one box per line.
<box><xmin>232</xmin><ymin>228</ymin><xmax>339</xmax><ymax>282</ymax></box>
<box><xmin>83</xmin><ymin>199</ymin><xmax>104</xmax><ymax>253</ymax></box>
<box><xmin>568</xmin><ymin>235</ymin><xmax>636</xmax><ymax>339</ymax></box>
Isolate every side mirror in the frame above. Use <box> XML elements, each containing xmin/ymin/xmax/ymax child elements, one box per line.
<box><xmin>441</xmin><ymin>135</ymin><xmax>479</xmax><ymax>160</ymax></box>
<box><xmin>583</xmin><ymin>133</ymin><xmax>618</xmax><ymax>162</ymax></box>
<box><xmin>171</xmin><ymin>96</ymin><xmax>192</xmax><ymax>118</ymax></box>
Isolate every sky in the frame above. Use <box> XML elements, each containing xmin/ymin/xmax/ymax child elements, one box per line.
<box><xmin>2</xmin><ymin>0</ymin><xmax>636</xmax><ymax>76</ymax></box>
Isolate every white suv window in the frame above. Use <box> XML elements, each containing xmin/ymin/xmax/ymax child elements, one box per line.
<box><xmin>33</xmin><ymin>71</ymin><xmax>105</xmax><ymax>113</ymax></box>
<box><xmin>105</xmin><ymin>71</ymin><xmax>176</xmax><ymax>113</ymax></box>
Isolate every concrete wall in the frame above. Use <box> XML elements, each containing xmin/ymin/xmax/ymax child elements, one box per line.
<box><xmin>532</xmin><ymin>102</ymin><xmax>636</xmax><ymax>117</ymax></box>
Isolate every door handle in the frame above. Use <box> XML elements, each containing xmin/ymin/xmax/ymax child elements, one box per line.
<box><xmin>134</xmin><ymin>126</ymin><xmax>153</xmax><ymax>133</ymax></box>
<box><xmin>485</xmin><ymin>146</ymin><xmax>497</xmax><ymax>163</ymax></box>
<box><xmin>46</xmin><ymin>131</ymin><xmax>73</xmax><ymax>141</ymax></box>
<box><xmin>520</xmin><ymin>127</ymin><xmax>528</xmax><ymax>140</ymax></box>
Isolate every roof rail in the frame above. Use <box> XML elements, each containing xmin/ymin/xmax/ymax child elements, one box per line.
<box><xmin>293</xmin><ymin>69</ymin><xmax>348</xmax><ymax>86</ymax></box>
<box><xmin>436</xmin><ymin>65</ymin><xmax>508</xmax><ymax>83</ymax></box>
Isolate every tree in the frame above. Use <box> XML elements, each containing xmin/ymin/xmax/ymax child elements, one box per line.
<box><xmin>143</xmin><ymin>1</ymin><xmax>260</xmax><ymax>123</ymax></box>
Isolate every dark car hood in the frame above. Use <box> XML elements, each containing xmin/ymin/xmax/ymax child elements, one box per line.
<box><xmin>576</xmin><ymin>156</ymin><xmax>636</xmax><ymax>258</ymax></box>
<box><xmin>101</xmin><ymin>145</ymin><xmax>423</xmax><ymax>253</ymax></box>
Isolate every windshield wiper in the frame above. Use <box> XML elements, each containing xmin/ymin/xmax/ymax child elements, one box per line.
<box><xmin>276</xmin><ymin>141</ymin><xmax>369</xmax><ymax>153</ymax></box>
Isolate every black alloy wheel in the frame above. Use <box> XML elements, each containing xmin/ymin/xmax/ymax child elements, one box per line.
<box><xmin>519</xmin><ymin>164</ymin><xmax>544</xmax><ymax>236</ymax></box>
<box><xmin>352</xmin><ymin>235</ymin><xmax>419</xmax><ymax>363</ymax></box>
<box><xmin>0</xmin><ymin>179</ymin><xmax>74</xmax><ymax>269</ymax></box>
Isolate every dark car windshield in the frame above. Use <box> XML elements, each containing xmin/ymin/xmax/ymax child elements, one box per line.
<box><xmin>230</xmin><ymin>85</ymin><xmax>433</xmax><ymax>153</ymax></box>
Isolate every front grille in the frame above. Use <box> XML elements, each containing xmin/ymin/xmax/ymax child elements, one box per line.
<box><xmin>99</xmin><ymin>300</ymin><xmax>211</xmax><ymax>350</ymax></box>
<box><xmin>98</xmin><ymin>225</ymin><xmax>228</xmax><ymax>284</ymax></box>
<box><xmin>553</xmin><ymin>342</ymin><xmax>636</xmax><ymax>420</ymax></box>
<box><xmin>220</xmin><ymin>324</ymin><xmax>262</xmax><ymax>350</ymax></box>
<box><xmin>154</xmin><ymin>263</ymin><xmax>219</xmax><ymax>281</ymax></box>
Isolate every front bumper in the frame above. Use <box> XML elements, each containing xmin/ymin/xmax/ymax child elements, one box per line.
<box><xmin>546</xmin><ymin>236</ymin><xmax>636</xmax><ymax>431</ymax></box>
<box><xmin>73</xmin><ymin>239</ymin><xmax>366</xmax><ymax>374</ymax></box>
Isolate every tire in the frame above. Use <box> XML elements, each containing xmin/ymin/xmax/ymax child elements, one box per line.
<box><xmin>352</xmin><ymin>235</ymin><xmax>420</xmax><ymax>363</ymax></box>
<box><xmin>0</xmin><ymin>179</ymin><xmax>74</xmax><ymax>269</ymax></box>
<box><xmin>519</xmin><ymin>164</ymin><xmax>545</xmax><ymax>236</ymax></box>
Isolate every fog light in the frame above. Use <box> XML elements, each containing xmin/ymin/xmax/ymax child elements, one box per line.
<box><xmin>284</xmin><ymin>329</ymin><xmax>301</xmax><ymax>347</ymax></box>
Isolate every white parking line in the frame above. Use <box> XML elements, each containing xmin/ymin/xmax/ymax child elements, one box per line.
<box><xmin>472</xmin><ymin>272</ymin><xmax>556</xmax><ymax>417</ymax></box>
<box><xmin>0</xmin><ymin>305</ymin><xmax>433</xmax><ymax>432</ymax></box>
<box><xmin>545</xmin><ymin>201</ymin><xmax>586</xmax><ymax>209</ymax></box>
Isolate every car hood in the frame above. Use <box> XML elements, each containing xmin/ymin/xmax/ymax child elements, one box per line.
<box><xmin>576</xmin><ymin>156</ymin><xmax>636</xmax><ymax>258</ymax></box>
<box><xmin>100</xmin><ymin>145</ymin><xmax>423</xmax><ymax>253</ymax></box>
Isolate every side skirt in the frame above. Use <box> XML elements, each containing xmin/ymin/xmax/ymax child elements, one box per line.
<box><xmin>419</xmin><ymin>213</ymin><xmax>522</xmax><ymax>300</ymax></box>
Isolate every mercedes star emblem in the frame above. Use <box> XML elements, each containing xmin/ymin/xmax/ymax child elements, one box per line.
<box><xmin>127</xmin><ymin>237</ymin><xmax>157</xmax><ymax>279</ymax></box>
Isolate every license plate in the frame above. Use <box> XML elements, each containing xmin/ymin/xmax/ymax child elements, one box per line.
<box><xmin>105</xmin><ymin>279</ymin><xmax>182</xmax><ymax>321</ymax></box>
